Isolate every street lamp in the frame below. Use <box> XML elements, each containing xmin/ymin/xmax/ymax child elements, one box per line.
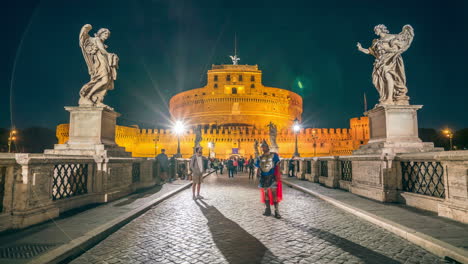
<box><xmin>8</xmin><ymin>128</ymin><xmax>17</xmax><ymax>153</ymax></box>
<box><xmin>443</xmin><ymin>128</ymin><xmax>454</xmax><ymax>150</ymax></box>
<box><xmin>173</xmin><ymin>120</ymin><xmax>185</xmax><ymax>158</ymax></box>
<box><xmin>293</xmin><ymin>118</ymin><xmax>301</xmax><ymax>157</ymax></box>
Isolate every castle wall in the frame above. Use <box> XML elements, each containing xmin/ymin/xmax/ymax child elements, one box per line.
<box><xmin>55</xmin><ymin>118</ymin><xmax>370</xmax><ymax>158</ymax></box>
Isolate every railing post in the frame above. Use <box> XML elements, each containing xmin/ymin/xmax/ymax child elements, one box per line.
<box><xmin>298</xmin><ymin>159</ymin><xmax>306</xmax><ymax>180</ymax></box>
<box><xmin>311</xmin><ymin>158</ymin><xmax>319</xmax><ymax>182</ymax></box>
<box><xmin>328</xmin><ymin>156</ymin><xmax>340</xmax><ymax>188</ymax></box>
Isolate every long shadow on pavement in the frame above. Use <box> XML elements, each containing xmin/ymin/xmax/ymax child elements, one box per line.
<box><xmin>114</xmin><ymin>185</ymin><xmax>163</xmax><ymax>207</ymax></box>
<box><xmin>195</xmin><ymin>199</ymin><xmax>281</xmax><ymax>264</ymax></box>
<box><xmin>282</xmin><ymin>218</ymin><xmax>400</xmax><ymax>264</ymax></box>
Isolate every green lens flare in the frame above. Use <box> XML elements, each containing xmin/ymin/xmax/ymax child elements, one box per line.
<box><xmin>298</xmin><ymin>81</ymin><xmax>303</xmax><ymax>89</ymax></box>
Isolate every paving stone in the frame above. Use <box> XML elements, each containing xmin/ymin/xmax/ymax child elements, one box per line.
<box><xmin>71</xmin><ymin>173</ymin><xmax>449</xmax><ymax>264</ymax></box>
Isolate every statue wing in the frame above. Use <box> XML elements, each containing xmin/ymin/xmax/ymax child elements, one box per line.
<box><xmin>79</xmin><ymin>24</ymin><xmax>94</xmax><ymax>75</ymax></box>
<box><xmin>395</xmin><ymin>25</ymin><xmax>414</xmax><ymax>53</ymax></box>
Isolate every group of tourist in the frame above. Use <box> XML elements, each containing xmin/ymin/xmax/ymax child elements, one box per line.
<box><xmin>188</xmin><ymin>142</ymin><xmax>282</xmax><ymax>218</ymax></box>
<box><xmin>156</xmin><ymin>144</ymin><xmax>283</xmax><ymax>219</ymax></box>
<box><xmin>202</xmin><ymin>156</ymin><xmax>256</xmax><ymax>179</ymax></box>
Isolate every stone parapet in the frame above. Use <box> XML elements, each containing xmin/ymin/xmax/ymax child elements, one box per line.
<box><xmin>0</xmin><ymin>153</ymin><xmax>167</xmax><ymax>232</ymax></box>
<box><xmin>294</xmin><ymin>150</ymin><xmax>468</xmax><ymax>224</ymax></box>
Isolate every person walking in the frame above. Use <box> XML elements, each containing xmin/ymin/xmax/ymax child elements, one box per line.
<box><xmin>227</xmin><ymin>158</ymin><xmax>235</xmax><ymax>178</ymax></box>
<box><xmin>212</xmin><ymin>158</ymin><xmax>220</xmax><ymax>176</ymax></box>
<box><xmin>156</xmin><ymin>149</ymin><xmax>169</xmax><ymax>183</ymax></box>
<box><xmin>189</xmin><ymin>147</ymin><xmax>208</xmax><ymax>200</ymax></box>
<box><xmin>219</xmin><ymin>159</ymin><xmax>224</xmax><ymax>174</ymax></box>
<box><xmin>248</xmin><ymin>155</ymin><xmax>255</xmax><ymax>180</ymax></box>
<box><xmin>288</xmin><ymin>157</ymin><xmax>296</xmax><ymax>178</ymax></box>
<box><xmin>233</xmin><ymin>158</ymin><xmax>238</xmax><ymax>175</ymax></box>
<box><xmin>239</xmin><ymin>157</ymin><xmax>244</xmax><ymax>172</ymax></box>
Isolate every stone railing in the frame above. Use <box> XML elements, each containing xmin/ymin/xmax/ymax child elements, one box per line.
<box><xmin>281</xmin><ymin>150</ymin><xmax>468</xmax><ymax>224</ymax></box>
<box><xmin>0</xmin><ymin>153</ymin><xmax>165</xmax><ymax>232</ymax></box>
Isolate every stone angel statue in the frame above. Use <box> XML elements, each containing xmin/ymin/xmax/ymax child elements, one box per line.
<box><xmin>357</xmin><ymin>24</ymin><xmax>414</xmax><ymax>106</ymax></box>
<box><xmin>229</xmin><ymin>55</ymin><xmax>240</xmax><ymax>65</ymax></box>
<box><xmin>194</xmin><ymin>126</ymin><xmax>202</xmax><ymax>149</ymax></box>
<box><xmin>267</xmin><ymin>122</ymin><xmax>279</xmax><ymax>152</ymax></box>
<box><xmin>79</xmin><ymin>24</ymin><xmax>119</xmax><ymax>108</ymax></box>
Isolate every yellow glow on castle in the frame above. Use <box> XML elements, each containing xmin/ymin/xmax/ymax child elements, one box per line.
<box><xmin>56</xmin><ymin>64</ymin><xmax>370</xmax><ymax>158</ymax></box>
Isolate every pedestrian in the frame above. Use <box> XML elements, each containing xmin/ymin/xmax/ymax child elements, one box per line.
<box><xmin>156</xmin><ymin>149</ymin><xmax>169</xmax><ymax>183</ymax></box>
<box><xmin>189</xmin><ymin>146</ymin><xmax>208</xmax><ymax>200</ymax></box>
<box><xmin>288</xmin><ymin>157</ymin><xmax>296</xmax><ymax>177</ymax></box>
<box><xmin>219</xmin><ymin>159</ymin><xmax>224</xmax><ymax>174</ymax></box>
<box><xmin>239</xmin><ymin>157</ymin><xmax>244</xmax><ymax>172</ymax></box>
<box><xmin>227</xmin><ymin>157</ymin><xmax>235</xmax><ymax>178</ymax></box>
<box><xmin>256</xmin><ymin>140</ymin><xmax>282</xmax><ymax>219</ymax></box>
<box><xmin>212</xmin><ymin>159</ymin><xmax>220</xmax><ymax>176</ymax></box>
<box><xmin>233</xmin><ymin>158</ymin><xmax>238</xmax><ymax>174</ymax></box>
<box><xmin>248</xmin><ymin>155</ymin><xmax>255</xmax><ymax>180</ymax></box>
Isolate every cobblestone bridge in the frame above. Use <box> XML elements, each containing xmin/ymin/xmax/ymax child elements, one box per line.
<box><xmin>71</xmin><ymin>172</ymin><xmax>448</xmax><ymax>264</ymax></box>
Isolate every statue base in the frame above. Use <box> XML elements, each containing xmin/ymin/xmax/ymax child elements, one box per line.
<box><xmin>45</xmin><ymin>106</ymin><xmax>130</xmax><ymax>157</ymax></box>
<box><xmin>354</xmin><ymin>105</ymin><xmax>441</xmax><ymax>155</ymax></box>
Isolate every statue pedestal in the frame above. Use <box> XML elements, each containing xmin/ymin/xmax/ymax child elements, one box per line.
<box><xmin>354</xmin><ymin>105</ymin><xmax>439</xmax><ymax>155</ymax></box>
<box><xmin>45</xmin><ymin>106</ymin><xmax>130</xmax><ymax>157</ymax></box>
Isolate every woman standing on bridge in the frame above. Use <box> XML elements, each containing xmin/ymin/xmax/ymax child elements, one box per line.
<box><xmin>256</xmin><ymin>140</ymin><xmax>283</xmax><ymax>219</ymax></box>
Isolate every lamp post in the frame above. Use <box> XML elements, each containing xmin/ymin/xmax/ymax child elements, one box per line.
<box><xmin>293</xmin><ymin>118</ymin><xmax>301</xmax><ymax>157</ymax></box>
<box><xmin>443</xmin><ymin>128</ymin><xmax>454</xmax><ymax>150</ymax></box>
<box><xmin>8</xmin><ymin>128</ymin><xmax>17</xmax><ymax>153</ymax></box>
<box><xmin>173</xmin><ymin>120</ymin><xmax>185</xmax><ymax>158</ymax></box>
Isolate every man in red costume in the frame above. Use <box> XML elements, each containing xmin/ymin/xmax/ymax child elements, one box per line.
<box><xmin>256</xmin><ymin>140</ymin><xmax>283</xmax><ymax>218</ymax></box>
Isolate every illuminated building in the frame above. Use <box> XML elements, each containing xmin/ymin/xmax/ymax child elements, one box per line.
<box><xmin>56</xmin><ymin>64</ymin><xmax>369</xmax><ymax>158</ymax></box>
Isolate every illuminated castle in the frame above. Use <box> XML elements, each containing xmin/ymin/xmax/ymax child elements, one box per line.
<box><xmin>56</xmin><ymin>63</ymin><xmax>370</xmax><ymax>158</ymax></box>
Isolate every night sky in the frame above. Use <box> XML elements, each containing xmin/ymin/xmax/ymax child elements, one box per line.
<box><xmin>1</xmin><ymin>0</ymin><xmax>467</xmax><ymax>130</ymax></box>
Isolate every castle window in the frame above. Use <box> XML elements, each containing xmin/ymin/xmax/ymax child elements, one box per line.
<box><xmin>251</xmin><ymin>75</ymin><xmax>255</xmax><ymax>82</ymax></box>
<box><xmin>232</xmin><ymin>87</ymin><xmax>237</xmax><ymax>94</ymax></box>
<box><xmin>195</xmin><ymin>94</ymin><xmax>198</xmax><ymax>97</ymax></box>
<box><xmin>251</xmin><ymin>84</ymin><xmax>255</xmax><ymax>88</ymax></box>
<box><xmin>227</xmin><ymin>75</ymin><xmax>231</xmax><ymax>81</ymax></box>
<box><xmin>272</xmin><ymin>93</ymin><xmax>275</xmax><ymax>97</ymax></box>
<box><xmin>214</xmin><ymin>75</ymin><xmax>218</xmax><ymax>81</ymax></box>
<box><xmin>214</xmin><ymin>83</ymin><xmax>218</xmax><ymax>88</ymax></box>
<box><xmin>263</xmin><ymin>92</ymin><xmax>267</xmax><ymax>95</ymax></box>
<box><xmin>239</xmin><ymin>75</ymin><xmax>243</xmax><ymax>81</ymax></box>
<box><xmin>202</xmin><ymin>92</ymin><xmax>206</xmax><ymax>95</ymax></box>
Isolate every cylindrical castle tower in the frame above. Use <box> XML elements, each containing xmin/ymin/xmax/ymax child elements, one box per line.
<box><xmin>169</xmin><ymin>64</ymin><xmax>302</xmax><ymax>129</ymax></box>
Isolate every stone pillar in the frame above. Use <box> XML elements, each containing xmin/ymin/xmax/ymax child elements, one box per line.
<box><xmin>298</xmin><ymin>159</ymin><xmax>306</xmax><ymax>180</ymax></box>
<box><xmin>310</xmin><ymin>159</ymin><xmax>319</xmax><ymax>183</ymax></box>
<box><xmin>45</xmin><ymin>106</ymin><xmax>130</xmax><ymax>157</ymax></box>
<box><xmin>318</xmin><ymin>157</ymin><xmax>340</xmax><ymax>188</ymax></box>
<box><xmin>354</xmin><ymin>105</ymin><xmax>438</xmax><ymax>155</ymax></box>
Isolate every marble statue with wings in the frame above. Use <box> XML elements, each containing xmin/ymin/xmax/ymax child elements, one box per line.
<box><xmin>357</xmin><ymin>24</ymin><xmax>414</xmax><ymax>106</ymax></box>
<box><xmin>78</xmin><ymin>24</ymin><xmax>119</xmax><ymax>108</ymax></box>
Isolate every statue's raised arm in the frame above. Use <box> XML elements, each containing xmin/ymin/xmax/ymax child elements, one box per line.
<box><xmin>78</xmin><ymin>24</ymin><xmax>119</xmax><ymax>109</ymax></box>
<box><xmin>357</xmin><ymin>24</ymin><xmax>414</xmax><ymax>106</ymax></box>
